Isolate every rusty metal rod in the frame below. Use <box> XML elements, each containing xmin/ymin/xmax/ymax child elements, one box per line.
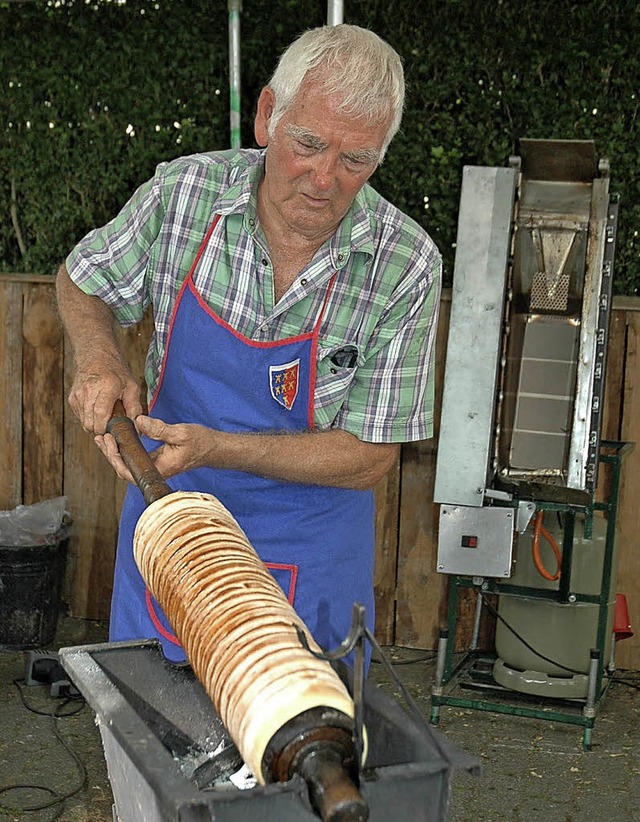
<box><xmin>106</xmin><ymin>400</ymin><xmax>172</xmax><ymax>505</ymax></box>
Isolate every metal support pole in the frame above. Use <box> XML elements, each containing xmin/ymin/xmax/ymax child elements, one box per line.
<box><xmin>430</xmin><ymin>629</ymin><xmax>449</xmax><ymax>725</ymax></box>
<box><xmin>327</xmin><ymin>0</ymin><xmax>344</xmax><ymax>26</ymax></box>
<box><xmin>608</xmin><ymin>632</ymin><xmax>616</xmax><ymax>674</ymax></box>
<box><xmin>558</xmin><ymin>509</ymin><xmax>575</xmax><ymax>603</ymax></box>
<box><xmin>582</xmin><ymin>648</ymin><xmax>600</xmax><ymax>750</ymax></box>
<box><xmin>228</xmin><ymin>0</ymin><xmax>242</xmax><ymax>149</ymax></box>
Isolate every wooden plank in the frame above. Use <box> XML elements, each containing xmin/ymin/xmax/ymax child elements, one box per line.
<box><xmin>602</xmin><ymin>309</ymin><xmax>626</xmax><ymax>442</ymax></box>
<box><xmin>596</xmin><ymin>308</ymin><xmax>626</xmax><ymax>504</ymax></box>
<box><xmin>615</xmin><ymin>310</ymin><xmax>640</xmax><ymax>670</ymax></box>
<box><xmin>0</xmin><ymin>273</ymin><xmax>57</xmax><ymax>285</ymax></box>
<box><xmin>395</xmin><ymin>297</ymin><xmax>451</xmax><ymax>649</ymax></box>
<box><xmin>394</xmin><ymin>435</ymin><xmax>446</xmax><ymax>649</ymax></box>
<box><xmin>612</xmin><ymin>295</ymin><xmax>640</xmax><ymax>313</ymax></box>
<box><xmin>373</xmin><ymin>454</ymin><xmax>400</xmax><ymax>644</ymax></box>
<box><xmin>64</xmin><ymin>408</ymin><xmax>121</xmax><ymax>619</ymax></box>
<box><xmin>0</xmin><ymin>282</ymin><xmax>23</xmax><ymax>509</ymax></box>
<box><xmin>22</xmin><ymin>284</ymin><xmax>64</xmax><ymax>504</ymax></box>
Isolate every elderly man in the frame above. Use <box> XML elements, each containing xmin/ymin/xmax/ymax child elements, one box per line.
<box><xmin>56</xmin><ymin>24</ymin><xmax>442</xmax><ymax>665</ymax></box>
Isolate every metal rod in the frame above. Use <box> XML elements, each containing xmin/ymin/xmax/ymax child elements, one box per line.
<box><xmin>106</xmin><ymin>401</ymin><xmax>172</xmax><ymax>505</ymax></box>
<box><xmin>435</xmin><ymin>694</ymin><xmax>594</xmax><ymax>727</ymax></box>
<box><xmin>608</xmin><ymin>631</ymin><xmax>616</xmax><ymax>673</ymax></box>
<box><xmin>434</xmin><ymin>629</ymin><xmax>448</xmax><ymax>692</ymax></box>
<box><xmin>327</xmin><ymin>0</ymin><xmax>344</xmax><ymax>26</ymax></box>
<box><xmin>557</xmin><ymin>509</ymin><xmax>575</xmax><ymax>603</ymax></box>
<box><xmin>430</xmin><ymin>629</ymin><xmax>448</xmax><ymax>725</ymax></box>
<box><xmin>584</xmin><ymin>649</ymin><xmax>600</xmax><ymax>716</ymax></box>
<box><xmin>352</xmin><ymin>607</ymin><xmax>366</xmax><ymax>772</ymax></box>
<box><xmin>228</xmin><ymin>0</ymin><xmax>242</xmax><ymax>149</ymax></box>
<box><xmin>582</xmin><ymin>648</ymin><xmax>601</xmax><ymax>750</ymax></box>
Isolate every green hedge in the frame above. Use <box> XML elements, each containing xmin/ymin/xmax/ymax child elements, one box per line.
<box><xmin>1</xmin><ymin>0</ymin><xmax>638</xmax><ymax>293</ymax></box>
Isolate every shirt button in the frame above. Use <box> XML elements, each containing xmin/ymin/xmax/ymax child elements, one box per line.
<box><xmin>338</xmin><ymin>253</ymin><xmax>345</xmax><ymax>262</ymax></box>
<box><xmin>262</xmin><ymin>258</ymin><xmax>268</xmax><ymax>266</ymax></box>
<box><xmin>248</xmin><ymin>218</ymin><xmax>255</xmax><ymax>227</ymax></box>
<box><xmin>300</xmin><ymin>278</ymin><xmax>308</xmax><ymax>286</ymax></box>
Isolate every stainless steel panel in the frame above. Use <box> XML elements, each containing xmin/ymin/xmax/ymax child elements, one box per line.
<box><xmin>437</xmin><ymin>505</ymin><xmax>515</xmax><ymax>578</ymax></box>
<box><xmin>518</xmin><ymin>138</ymin><xmax>598</xmax><ymax>183</ymax></box>
<box><xmin>567</xmin><ymin>175</ymin><xmax>610</xmax><ymax>490</ymax></box>
<box><xmin>507</xmin><ymin>317</ymin><xmax>579</xmax><ymax>475</ymax></box>
<box><xmin>433</xmin><ymin>166</ymin><xmax>517</xmax><ymax>506</ymax></box>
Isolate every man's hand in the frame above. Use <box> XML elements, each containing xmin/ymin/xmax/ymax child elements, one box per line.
<box><xmin>94</xmin><ymin>415</ymin><xmax>210</xmax><ymax>483</ymax></box>
<box><xmin>69</xmin><ymin>357</ymin><xmax>143</xmax><ymax>435</ymax></box>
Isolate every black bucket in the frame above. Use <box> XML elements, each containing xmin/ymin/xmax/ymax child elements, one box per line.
<box><xmin>0</xmin><ymin>528</ymin><xmax>69</xmax><ymax>651</ymax></box>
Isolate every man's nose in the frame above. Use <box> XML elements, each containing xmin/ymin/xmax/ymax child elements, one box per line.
<box><xmin>310</xmin><ymin>153</ymin><xmax>337</xmax><ymax>191</ymax></box>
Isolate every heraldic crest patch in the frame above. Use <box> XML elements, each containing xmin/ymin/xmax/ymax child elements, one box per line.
<box><xmin>269</xmin><ymin>359</ymin><xmax>300</xmax><ymax>410</ymax></box>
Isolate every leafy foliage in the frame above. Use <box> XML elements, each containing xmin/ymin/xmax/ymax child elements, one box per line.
<box><xmin>1</xmin><ymin>0</ymin><xmax>638</xmax><ymax>292</ymax></box>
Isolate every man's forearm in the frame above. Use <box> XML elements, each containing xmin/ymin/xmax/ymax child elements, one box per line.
<box><xmin>55</xmin><ymin>264</ymin><xmax>125</xmax><ymax>367</ymax></box>
<box><xmin>201</xmin><ymin>426</ymin><xmax>400</xmax><ymax>490</ymax></box>
<box><xmin>56</xmin><ymin>263</ymin><xmax>142</xmax><ymax>431</ymax></box>
<box><xmin>136</xmin><ymin>415</ymin><xmax>401</xmax><ymax>491</ymax></box>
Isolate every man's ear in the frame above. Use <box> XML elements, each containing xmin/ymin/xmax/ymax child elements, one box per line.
<box><xmin>254</xmin><ymin>87</ymin><xmax>275</xmax><ymax>147</ymax></box>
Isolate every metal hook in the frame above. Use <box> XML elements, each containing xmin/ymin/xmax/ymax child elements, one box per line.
<box><xmin>295</xmin><ymin>603</ymin><xmax>367</xmax><ymax>770</ymax></box>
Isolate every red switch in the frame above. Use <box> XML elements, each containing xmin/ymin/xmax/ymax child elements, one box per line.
<box><xmin>461</xmin><ymin>535</ymin><xmax>478</xmax><ymax>548</ymax></box>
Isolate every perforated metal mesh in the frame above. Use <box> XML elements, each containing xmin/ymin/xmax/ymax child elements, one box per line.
<box><xmin>530</xmin><ymin>271</ymin><xmax>570</xmax><ymax>312</ymax></box>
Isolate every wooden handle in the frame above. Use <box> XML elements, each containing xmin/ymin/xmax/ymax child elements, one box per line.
<box><xmin>106</xmin><ymin>400</ymin><xmax>172</xmax><ymax>505</ymax></box>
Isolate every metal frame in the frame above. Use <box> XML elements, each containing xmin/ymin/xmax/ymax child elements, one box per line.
<box><xmin>430</xmin><ymin>441</ymin><xmax>631</xmax><ymax>750</ymax></box>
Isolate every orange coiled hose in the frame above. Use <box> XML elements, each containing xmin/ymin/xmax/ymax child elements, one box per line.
<box><xmin>531</xmin><ymin>510</ymin><xmax>562</xmax><ymax>581</ymax></box>
<box><xmin>133</xmin><ymin>490</ymin><xmax>355</xmax><ymax>784</ymax></box>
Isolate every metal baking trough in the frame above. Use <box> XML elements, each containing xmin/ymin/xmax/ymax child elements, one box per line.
<box><xmin>59</xmin><ymin>639</ymin><xmax>479</xmax><ymax>821</ymax></box>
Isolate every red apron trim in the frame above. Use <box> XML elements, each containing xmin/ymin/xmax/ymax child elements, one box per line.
<box><xmin>151</xmin><ymin>224</ymin><xmax>220</xmax><ymax>413</ymax></box>
<box><xmin>188</xmin><ymin>277</ymin><xmax>314</xmax><ymax>347</ymax></box>
<box><xmin>264</xmin><ymin>562</ymin><xmax>299</xmax><ymax>605</ymax></box>
<box><xmin>145</xmin><ymin>588</ymin><xmax>181</xmax><ymax>645</ymax></box>
<box><xmin>307</xmin><ymin>272</ymin><xmax>337</xmax><ymax>427</ymax></box>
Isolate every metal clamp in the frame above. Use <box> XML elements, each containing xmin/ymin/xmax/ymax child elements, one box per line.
<box><xmin>296</xmin><ymin>603</ymin><xmax>367</xmax><ymax>769</ymax></box>
<box><xmin>296</xmin><ymin>602</ymin><xmax>450</xmax><ymax>770</ymax></box>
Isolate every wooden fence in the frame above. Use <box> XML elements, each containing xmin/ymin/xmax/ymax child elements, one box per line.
<box><xmin>1</xmin><ymin>274</ymin><xmax>638</xmax><ymax>669</ymax></box>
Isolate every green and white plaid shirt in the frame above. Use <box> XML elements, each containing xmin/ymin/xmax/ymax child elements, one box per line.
<box><xmin>67</xmin><ymin>149</ymin><xmax>442</xmax><ymax>443</ymax></box>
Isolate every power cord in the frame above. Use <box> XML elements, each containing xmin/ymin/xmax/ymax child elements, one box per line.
<box><xmin>479</xmin><ymin>591</ymin><xmax>588</xmax><ymax>676</ymax></box>
<box><xmin>0</xmin><ymin>677</ymin><xmax>88</xmax><ymax>818</ymax></box>
<box><xmin>604</xmin><ymin>672</ymin><xmax>640</xmax><ymax>691</ymax></box>
<box><xmin>371</xmin><ymin>651</ymin><xmax>437</xmax><ymax>666</ymax></box>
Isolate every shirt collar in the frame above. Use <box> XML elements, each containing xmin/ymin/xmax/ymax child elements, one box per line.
<box><xmin>213</xmin><ymin>150</ymin><xmax>264</xmax><ymax>230</ymax></box>
<box><xmin>328</xmin><ymin>185</ymin><xmax>376</xmax><ymax>269</ymax></box>
<box><xmin>214</xmin><ymin>151</ymin><xmax>377</xmax><ymax>267</ymax></box>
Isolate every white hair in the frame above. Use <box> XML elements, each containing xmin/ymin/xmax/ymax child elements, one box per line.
<box><xmin>267</xmin><ymin>24</ymin><xmax>405</xmax><ymax>160</ymax></box>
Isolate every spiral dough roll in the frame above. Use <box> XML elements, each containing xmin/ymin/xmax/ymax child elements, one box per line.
<box><xmin>133</xmin><ymin>490</ymin><xmax>355</xmax><ymax>783</ymax></box>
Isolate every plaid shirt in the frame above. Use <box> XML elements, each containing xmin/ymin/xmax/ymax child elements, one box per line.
<box><xmin>67</xmin><ymin>149</ymin><xmax>442</xmax><ymax>442</ymax></box>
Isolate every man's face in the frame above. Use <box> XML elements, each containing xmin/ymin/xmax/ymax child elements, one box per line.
<box><xmin>254</xmin><ymin>77</ymin><xmax>390</xmax><ymax>244</ymax></box>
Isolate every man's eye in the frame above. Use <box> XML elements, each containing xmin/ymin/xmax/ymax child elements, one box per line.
<box><xmin>344</xmin><ymin>156</ymin><xmax>368</xmax><ymax>169</ymax></box>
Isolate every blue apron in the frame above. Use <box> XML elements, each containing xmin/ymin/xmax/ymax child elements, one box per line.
<box><xmin>109</xmin><ymin>215</ymin><xmax>375</xmax><ymax>666</ymax></box>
